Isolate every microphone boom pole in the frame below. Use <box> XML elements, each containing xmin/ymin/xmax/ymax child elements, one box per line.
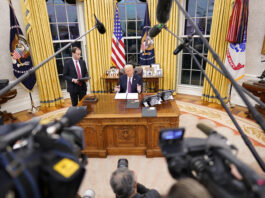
<box><xmin>0</xmin><ymin>26</ymin><xmax>97</xmax><ymax>97</ymax></box>
<box><xmin>163</xmin><ymin>26</ymin><xmax>265</xmax><ymax>109</ymax></box>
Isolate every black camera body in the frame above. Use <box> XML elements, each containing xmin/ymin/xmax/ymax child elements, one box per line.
<box><xmin>159</xmin><ymin>128</ymin><xmax>265</xmax><ymax>198</ymax></box>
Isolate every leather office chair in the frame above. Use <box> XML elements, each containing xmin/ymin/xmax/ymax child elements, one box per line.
<box><xmin>119</xmin><ymin>67</ymin><xmax>143</xmax><ymax>77</ymax></box>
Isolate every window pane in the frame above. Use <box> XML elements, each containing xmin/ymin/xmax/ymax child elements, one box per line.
<box><xmin>117</xmin><ymin>4</ymin><xmax>126</xmax><ymax>20</ymax></box>
<box><xmin>53</xmin><ymin>43</ymin><xmax>62</xmax><ymax>58</ymax></box>
<box><xmin>58</xmin><ymin>24</ymin><xmax>69</xmax><ymax>40</ymax></box>
<box><xmin>191</xmin><ymin>71</ymin><xmax>201</xmax><ymax>85</ymax></box>
<box><xmin>46</xmin><ymin>0</ymin><xmax>53</xmax><ymax>3</ymax></box>
<box><xmin>193</xmin><ymin>38</ymin><xmax>203</xmax><ymax>53</ymax></box>
<box><xmin>50</xmin><ymin>24</ymin><xmax>58</xmax><ymax>40</ymax></box>
<box><xmin>206</xmin><ymin>18</ymin><xmax>212</xmax><ymax>34</ymax></box>
<box><xmin>61</xmin><ymin>43</ymin><xmax>72</xmax><ymax>58</ymax></box>
<box><xmin>69</xmin><ymin>23</ymin><xmax>79</xmax><ymax>39</ymax></box>
<box><xmin>187</xmin><ymin>0</ymin><xmax>196</xmax><ymax>17</ymax></box>
<box><xmin>127</xmin><ymin>21</ymin><xmax>136</xmax><ymax>36</ymax></box>
<box><xmin>197</xmin><ymin>0</ymin><xmax>208</xmax><ymax>17</ymax></box>
<box><xmin>137</xmin><ymin>20</ymin><xmax>144</xmax><ymax>36</ymax></box>
<box><xmin>125</xmin><ymin>39</ymin><xmax>129</xmax><ymax>53</ymax></box>
<box><xmin>72</xmin><ymin>41</ymin><xmax>81</xmax><ymax>50</ymax></box>
<box><xmin>120</xmin><ymin>21</ymin><xmax>126</xmax><ymax>36</ymax></box>
<box><xmin>136</xmin><ymin>38</ymin><xmax>141</xmax><ymax>53</ymax></box>
<box><xmin>208</xmin><ymin>0</ymin><xmax>215</xmax><ymax>16</ymax></box>
<box><xmin>202</xmin><ymin>58</ymin><xmax>207</xmax><ymax>70</ymax></box>
<box><xmin>54</xmin><ymin>0</ymin><xmax>64</xmax><ymax>4</ymax></box>
<box><xmin>127</xmin><ymin>54</ymin><xmax>137</xmax><ymax>64</ymax></box>
<box><xmin>127</xmin><ymin>39</ymin><xmax>137</xmax><ymax>53</ymax></box>
<box><xmin>126</xmin><ymin>4</ymin><xmax>136</xmax><ymax>20</ymax></box>
<box><xmin>181</xmin><ymin>70</ymin><xmax>191</xmax><ymax>84</ymax></box>
<box><xmin>56</xmin><ymin>59</ymin><xmax>63</xmax><ymax>74</ymax></box>
<box><xmin>182</xmin><ymin>54</ymin><xmax>192</xmax><ymax>69</ymax></box>
<box><xmin>185</xmin><ymin>19</ymin><xmax>195</xmax><ymax>35</ymax></box>
<box><xmin>192</xmin><ymin>55</ymin><xmax>202</xmax><ymax>70</ymax></box>
<box><xmin>55</xmin><ymin>5</ymin><xmax>67</xmax><ymax>22</ymax></box>
<box><xmin>59</xmin><ymin>75</ymin><xmax>66</xmax><ymax>89</ymax></box>
<box><xmin>47</xmin><ymin>4</ymin><xmax>56</xmax><ymax>23</ymax></box>
<box><xmin>196</xmin><ymin>18</ymin><xmax>206</xmax><ymax>34</ymax></box>
<box><xmin>137</xmin><ymin>3</ymin><xmax>146</xmax><ymax>20</ymax></box>
<box><xmin>67</xmin><ymin>5</ymin><xmax>78</xmax><ymax>22</ymax></box>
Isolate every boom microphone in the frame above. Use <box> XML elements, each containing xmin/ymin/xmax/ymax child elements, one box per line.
<box><xmin>149</xmin><ymin>24</ymin><xmax>165</xmax><ymax>38</ymax></box>
<box><xmin>94</xmin><ymin>14</ymin><xmax>106</xmax><ymax>34</ymax></box>
<box><xmin>47</xmin><ymin>106</ymin><xmax>88</xmax><ymax>134</ymax></box>
<box><xmin>173</xmin><ymin>36</ymin><xmax>192</xmax><ymax>55</ymax></box>
<box><xmin>156</xmin><ymin>0</ymin><xmax>173</xmax><ymax>24</ymax></box>
<box><xmin>197</xmin><ymin>123</ymin><xmax>216</xmax><ymax>136</ymax></box>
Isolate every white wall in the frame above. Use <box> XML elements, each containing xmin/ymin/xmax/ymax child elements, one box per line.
<box><xmin>0</xmin><ymin>0</ymin><xmax>40</xmax><ymax>113</ymax></box>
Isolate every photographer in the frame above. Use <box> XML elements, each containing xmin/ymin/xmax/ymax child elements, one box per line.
<box><xmin>110</xmin><ymin>167</ymin><xmax>160</xmax><ymax>198</ymax></box>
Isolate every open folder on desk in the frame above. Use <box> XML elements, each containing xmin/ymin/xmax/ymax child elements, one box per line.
<box><xmin>115</xmin><ymin>93</ymin><xmax>138</xmax><ymax>99</ymax></box>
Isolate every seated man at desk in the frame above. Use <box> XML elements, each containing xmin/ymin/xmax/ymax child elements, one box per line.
<box><xmin>114</xmin><ymin>64</ymin><xmax>143</xmax><ymax>93</ymax></box>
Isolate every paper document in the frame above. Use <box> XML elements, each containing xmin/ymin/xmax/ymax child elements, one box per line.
<box><xmin>126</xmin><ymin>93</ymin><xmax>139</xmax><ymax>99</ymax></box>
<box><xmin>115</xmin><ymin>93</ymin><xmax>127</xmax><ymax>99</ymax></box>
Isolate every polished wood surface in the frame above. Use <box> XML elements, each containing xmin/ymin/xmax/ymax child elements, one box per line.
<box><xmin>242</xmin><ymin>81</ymin><xmax>265</xmax><ymax>116</ymax></box>
<box><xmin>78</xmin><ymin>93</ymin><xmax>180</xmax><ymax>157</ymax></box>
<box><xmin>101</xmin><ymin>74</ymin><xmax>163</xmax><ymax>93</ymax></box>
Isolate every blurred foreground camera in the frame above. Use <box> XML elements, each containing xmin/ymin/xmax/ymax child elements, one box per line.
<box><xmin>117</xmin><ymin>158</ymin><xmax>129</xmax><ymax>168</ymax></box>
<box><xmin>159</xmin><ymin>125</ymin><xmax>265</xmax><ymax>198</ymax></box>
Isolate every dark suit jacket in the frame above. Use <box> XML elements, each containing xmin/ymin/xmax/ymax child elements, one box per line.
<box><xmin>63</xmin><ymin>58</ymin><xmax>88</xmax><ymax>93</ymax></box>
<box><xmin>118</xmin><ymin>74</ymin><xmax>143</xmax><ymax>93</ymax></box>
<box><xmin>132</xmin><ymin>183</ymin><xmax>160</xmax><ymax>198</ymax></box>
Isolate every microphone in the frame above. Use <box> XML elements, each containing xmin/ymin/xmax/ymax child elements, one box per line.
<box><xmin>149</xmin><ymin>24</ymin><xmax>165</xmax><ymax>38</ymax></box>
<box><xmin>196</xmin><ymin>123</ymin><xmax>216</xmax><ymax>136</ymax></box>
<box><xmin>156</xmin><ymin>0</ymin><xmax>173</xmax><ymax>24</ymax></box>
<box><xmin>94</xmin><ymin>14</ymin><xmax>106</xmax><ymax>34</ymax></box>
<box><xmin>173</xmin><ymin>36</ymin><xmax>192</xmax><ymax>55</ymax></box>
<box><xmin>47</xmin><ymin>106</ymin><xmax>88</xmax><ymax>134</ymax></box>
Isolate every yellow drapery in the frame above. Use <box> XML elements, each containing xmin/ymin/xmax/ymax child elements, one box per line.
<box><xmin>20</xmin><ymin>0</ymin><xmax>63</xmax><ymax>108</ymax></box>
<box><xmin>83</xmin><ymin>0</ymin><xmax>180</xmax><ymax>92</ymax></box>
<box><xmin>202</xmin><ymin>0</ymin><xmax>234</xmax><ymax>103</ymax></box>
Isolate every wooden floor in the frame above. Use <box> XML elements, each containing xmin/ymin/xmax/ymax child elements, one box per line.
<box><xmin>8</xmin><ymin>93</ymin><xmax>251</xmax><ymax>124</ymax></box>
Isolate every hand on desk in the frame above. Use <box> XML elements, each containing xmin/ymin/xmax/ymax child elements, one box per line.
<box><xmin>114</xmin><ymin>85</ymin><xmax>120</xmax><ymax>92</ymax></box>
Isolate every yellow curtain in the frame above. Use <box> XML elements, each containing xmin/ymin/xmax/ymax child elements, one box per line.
<box><xmin>20</xmin><ymin>0</ymin><xmax>63</xmax><ymax>109</ymax></box>
<box><xmin>84</xmin><ymin>0</ymin><xmax>114</xmax><ymax>93</ymax></box>
<box><xmin>83</xmin><ymin>0</ymin><xmax>180</xmax><ymax>92</ymax></box>
<box><xmin>202</xmin><ymin>0</ymin><xmax>234</xmax><ymax>103</ymax></box>
<box><xmin>149</xmin><ymin>0</ymin><xmax>180</xmax><ymax>91</ymax></box>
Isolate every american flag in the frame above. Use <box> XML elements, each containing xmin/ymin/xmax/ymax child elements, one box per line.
<box><xmin>111</xmin><ymin>6</ymin><xmax>125</xmax><ymax>69</ymax></box>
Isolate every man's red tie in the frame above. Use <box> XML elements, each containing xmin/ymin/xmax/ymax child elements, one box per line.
<box><xmin>75</xmin><ymin>60</ymin><xmax>82</xmax><ymax>86</ymax></box>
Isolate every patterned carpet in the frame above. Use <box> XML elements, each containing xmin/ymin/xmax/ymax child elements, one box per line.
<box><xmin>40</xmin><ymin>100</ymin><xmax>265</xmax><ymax>197</ymax></box>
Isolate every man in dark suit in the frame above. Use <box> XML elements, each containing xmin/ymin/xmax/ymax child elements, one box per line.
<box><xmin>63</xmin><ymin>47</ymin><xmax>88</xmax><ymax>106</ymax></box>
<box><xmin>114</xmin><ymin>64</ymin><xmax>143</xmax><ymax>93</ymax></box>
<box><xmin>110</xmin><ymin>167</ymin><xmax>160</xmax><ymax>198</ymax></box>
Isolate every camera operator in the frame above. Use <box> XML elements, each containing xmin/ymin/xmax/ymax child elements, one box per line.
<box><xmin>165</xmin><ymin>178</ymin><xmax>212</xmax><ymax>198</ymax></box>
<box><xmin>110</xmin><ymin>167</ymin><xmax>160</xmax><ymax>198</ymax></box>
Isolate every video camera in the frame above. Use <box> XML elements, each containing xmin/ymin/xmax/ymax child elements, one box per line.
<box><xmin>0</xmin><ymin>106</ymin><xmax>88</xmax><ymax>198</ymax></box>
<box><xmin>159</xmin><ymin>125</ymin><xmax>265</xmax><ymax>198</ymax></box>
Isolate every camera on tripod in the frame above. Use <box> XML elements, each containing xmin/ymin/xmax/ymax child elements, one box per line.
<box><xmin>117</xmin><ymin>158</ymin><xmax>129</xmax><ymax>168</ymax></box>
<box><xmin>159</xmin><ymin>125</ymin><xmax>265</xmax><ymax>198</ymax></box>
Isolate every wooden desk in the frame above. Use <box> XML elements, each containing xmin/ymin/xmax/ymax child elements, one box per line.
<box><xmin>78</xmin><ymin>94</ymin><xmax>180</xmax><ymax>157</ymax></box>
<box><xmin>101</xmin><ymin>75</ymin><xmax>163</xmax><ymax>93</ymax></box>
<box><xmin>242</xmin><ymin>81</ymin><xmax>265</xmax><ymax>116</ymax></box>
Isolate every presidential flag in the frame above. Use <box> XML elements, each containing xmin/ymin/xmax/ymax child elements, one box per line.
<box><xmin>139</xmin><ymin>4</ymin><xmax>155</xmax><ymax>65</ymax></box>
<box><xmin>111</xmin><ymin>4</ymin><xmax>126</xmax><ymax>69</ymax></box>
<box><xmin>9</xmin><ymin>3</ymin><xmax>36</xmax><ymax>91</ymax></box>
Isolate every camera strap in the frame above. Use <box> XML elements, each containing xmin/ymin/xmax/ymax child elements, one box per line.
<box><xmin>0</xmin><ymin>150</ymin><xmax>41</xmax><ymax>198</ymax></box>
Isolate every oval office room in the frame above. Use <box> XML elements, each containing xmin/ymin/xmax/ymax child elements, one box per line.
<box><xmin>0</xmin><ymin>0</ymin><xmax>265</xmax><ymax>198</ymax></box>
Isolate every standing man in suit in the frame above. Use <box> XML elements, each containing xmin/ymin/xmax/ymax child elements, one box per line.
<box><xmin>63</xmin><ymin>47</ymin><xmax>88</xmax><ymax>106</ymax></box>
<box><xmin>115</xmin><ymin>64</ymin><xmax>142</xmax><ymax>93</ymax></box>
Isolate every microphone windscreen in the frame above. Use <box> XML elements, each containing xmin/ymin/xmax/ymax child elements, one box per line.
<box><xmin>94</xmin><ymin>14</ymin><xmax>106</xmax><ymax>34</ymax></box>
<box><xmin>63</xmin><ymin>106</ymin><xmax>88</xmax><ymax>126</ymax></box>
<box><xmin>173</xmin><ymin>44</ymin><xmax>184</xmax><ymax>55</ymax></box>
<box><xmin>149</xmin><ymin>25</ymin><xmax>162</xmax><ymax>38</ymax></box>
<box><xmin>196</xmin><ymin>123</ymin><xmax>215</xmax><ymax>136</ymax></box>
<box><xmin>156</xmin><ymin>0</ymin><xmax>173</xmax><ymax>24</ymax></box>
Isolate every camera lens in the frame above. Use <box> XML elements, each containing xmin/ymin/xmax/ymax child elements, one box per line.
<box><xmin>117</xmin><ymin>158</ymin><xmax>129</xmax><ymax>168</ymax></box>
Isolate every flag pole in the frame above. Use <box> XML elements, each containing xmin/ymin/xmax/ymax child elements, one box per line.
<box><xmin>28</xmin><ymin>92</ymin><xmax>38</xmax><ymax>114</ymax></box>
<box><xmin>227</xmin><ymin>84</ymin><xmax>235</xmax><ymax>108</ymax></box>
